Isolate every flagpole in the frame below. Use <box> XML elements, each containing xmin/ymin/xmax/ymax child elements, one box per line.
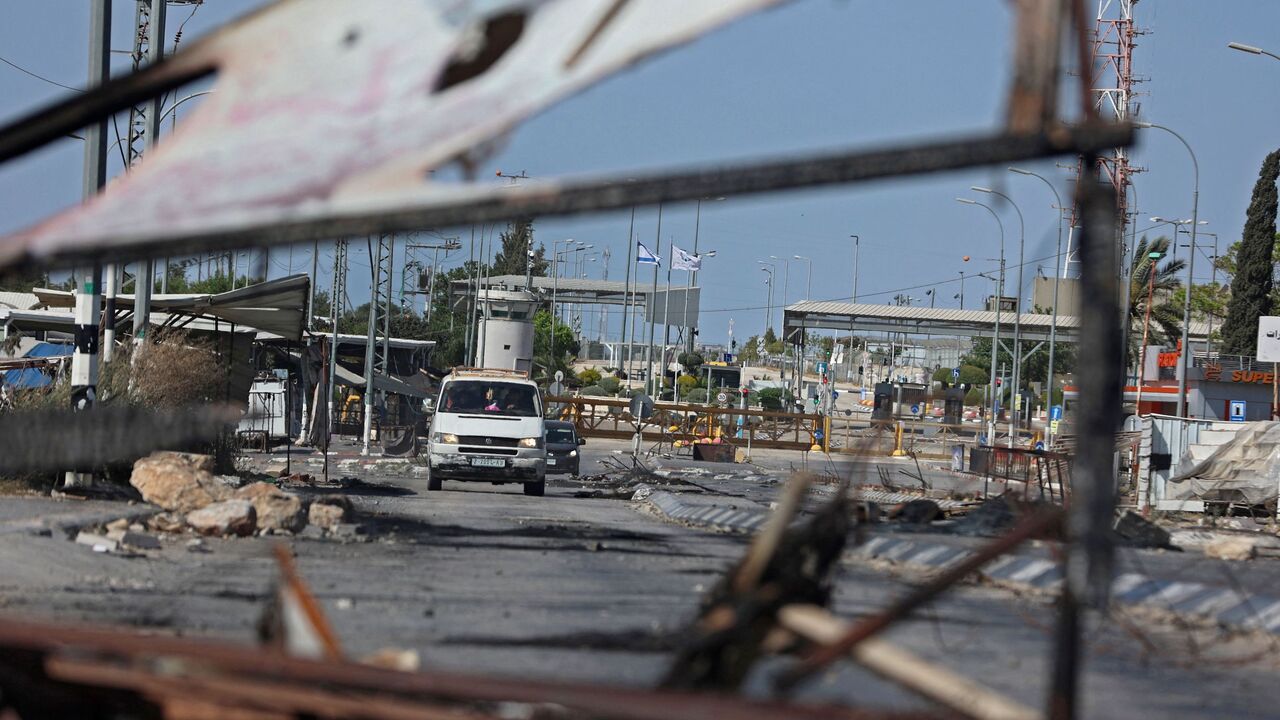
<box><xmin>622</xmin><ymin>206</ymin><xmax>635</xmax><ymax>385</ymax></box>
<box><xmin>646</xmin><ymin>204</ymin><xmax>663</xmax><ymax>396</ymax></box>
<box><xmin>662</xmin><ymin>241</ymin><xmax>674</xmax><ymax>396</ymax></box>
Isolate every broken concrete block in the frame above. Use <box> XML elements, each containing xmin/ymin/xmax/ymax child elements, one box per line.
<box><xmin>235</xmin><ymin>482</ymin><xmax>306</xmax><ymax>533</ymax></box>
<box><xmin>299</xmin><ymin>524</ymin><xmax>327</xmax><ymax>540</ymax></box>
<box><xmin>308</xmin><ymin>502</ymin><xmax>347</xmax><ymax>529</ymax></box>
<box><xmin>1114</xmin><ymin>510</ymin><xmax>1173</xmax><ymax>549</ymax></box>
<box><xmin>330</xmin><ymin>523</ymin><xmax>364</xmax><ymax>540</ymax></box>
<box><xmin>186</xmin><ymin>499</ymin><xmax>257</xmax><ymax>537</ymax></box>
<box><xmin>1205</xmin><ymin>536</ymin><xmax>1257</xmax><ymax>561</ymax></box>
<box><xmin>147</xmin><ymin>512</ymin><xmax>186</xmax><ymax>534</ymax></box>
<box><xmin>119</xmin><ymin>531</ymin><xmax>162</xmax><ymax>550</ymax></box>
<box><xmin>129</xmin><ymin>451</ymin><xmax>231</xmax><ymax>513</ymax></box>
<box><xmin>75</xmin><ymin>531</ymin><xmax>118</xmax><ymax>553</ymax></box>
<box><xmin>360</xmin><ymin>647</ymin><xmax>421</xmax><ymax>672</ymax></box>
<box><xmin>105</xmin><ymin>518</ymin><xmax>130</xmax><ymax>532</ymax></box>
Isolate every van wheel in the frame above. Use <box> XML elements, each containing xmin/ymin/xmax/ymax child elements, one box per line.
<box><xmin>523</xmin><ymin>480</ymin><xmax>545</xmax><ymax>497</ymax></box>
<box><xmin>427</xmin><ymin>466</ymin><xmax>442</xmax><ymax>491</ymax></box>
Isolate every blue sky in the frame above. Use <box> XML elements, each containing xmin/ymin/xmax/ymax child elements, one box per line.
<box><xmin>2</xmin><ymin>1</ymin><xmax>1278</xmax><ymax>344</ymax></box>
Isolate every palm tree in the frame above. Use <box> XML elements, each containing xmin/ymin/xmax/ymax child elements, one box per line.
<box><xmin>1128</xmin><ymin>234</ymin><xmax>1186</xmax><ymax>359</ymax></box>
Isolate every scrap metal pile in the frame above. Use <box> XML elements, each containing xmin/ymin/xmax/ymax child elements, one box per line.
<box><xmin>0</xmin><ymin>0</ymin><xmax>1126</xmax><ymax>717</ymax></box>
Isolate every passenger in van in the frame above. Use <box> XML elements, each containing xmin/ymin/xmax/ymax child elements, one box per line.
<box><xmin>484</xmin><ymin>388</ymin><xmax>502</xmax><ymax>412</ymax></box>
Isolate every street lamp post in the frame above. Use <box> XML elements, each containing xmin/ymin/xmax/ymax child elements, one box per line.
<box><xmin>794</xmin><ymin>255</ymin><xmax>812</xmax><ymax>300</ymax></box>
<box><xmin>973</xmin><ymin>186</ymin><xmax>1025</xmax><ymax>444</ymax></box>
<box><xmin>957</xmin><ymin>197</ymin><xmax>1006</xmax><ymax>447</ymax></box>
<box><xmin>551</xmin><ymin>242</ymin><xmax>589</xmax><ymax>367</ymax></box>
<box><xmin>1228</xmin><ymin>41</ymin><xmax>1280</xmax><ymax>62</ymax></box>
<box><xmin>758</xmin><ymin>266</ymin><xmax>775</xmax><ymax>353</ymax></box>
<box><xmin>1009</xmin><ymin>167</ymin><xmax>1065</xmax><ymax>438</ymax></box>
<box><xmin>848</xmin><ymin>234</ymin><xmax>860</xmax><ymax>382</ymax></box>
<box><xmin>1138</xmin><ymin>121</ymin><xmax>1200</xmax><ymax>417</ymax></box>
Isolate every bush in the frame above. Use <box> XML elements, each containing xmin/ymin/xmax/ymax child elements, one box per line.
<box><xmin>599</xmin><ymin>376</ymin><xmax>621</xmax><ymax>395</ymax></box>
<box><xmin>676</xmin><ymin>374</ymin><xmax>698</xmax><ymax>396</ymax></box>
<box><xmin>756</xmin><ymin>387</ymin><xmax>788</xmax><ymax>411</ymax></box>
<box><xmin>579</xmin><ymin>384</ymin><xmax>605</xmax><ymax>397</ymax></box>
<box><xmin>577</xmin><ymin>367</ymin><xmax>603</xmax><ymax>386</ymax></box>
<box><xmin>684</xmin><ymin>388</ymin><xmax>709</xmax><ymax>404</ymax></box>
<box><xmin>964</xmin><ymin>387</ymin><xmax>984</xmax><ymax>405</ymax></box>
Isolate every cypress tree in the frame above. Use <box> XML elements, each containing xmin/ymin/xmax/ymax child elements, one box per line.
<box><xmin>1221</xmin><ymin>149</ymin><xmax>1280</xmax><ymax>355</ymax></box>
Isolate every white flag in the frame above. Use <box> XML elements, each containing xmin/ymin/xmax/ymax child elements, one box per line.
<box><xmin>637</xmin><ymin>242</ymin><xmax>661</xmax><ymax>266</ymax></box>
<box><xmin>672</xmin><ymin>245</ymin><xmax>701</xmax><ymax>272</ymax></box>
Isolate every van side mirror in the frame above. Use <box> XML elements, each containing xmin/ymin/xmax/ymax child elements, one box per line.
<box><xmin>577</xmin><ymin>437</ymin><xmax>586</xmax><ymax>445</ymax></box>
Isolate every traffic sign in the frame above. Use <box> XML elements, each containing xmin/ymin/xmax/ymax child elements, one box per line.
<box><xmin>1034</xmin><ymin>441</ymin><xmax>1045</xmax><ymax>451</ymax></box>
<box><xmin>716</xmin><ymin>391</ymin><xmax>728</xmax><ymax>405</ymax></box>
<box><xmin>554</xmin><ymin>370</ymin><xmax>564</xmax><ymax>383</ymax></box>
<box><xmin>952</xmin><ymin>367</ymin><xmax>961</xmax><ymax>379</ymax></box>
<box><xmin>1050</xmin><ymin>419</ymin><xmax>1060</xmax><ymax>434</ymax></box>
<box><xmin>1014</xmin><ymin>393</ymin><xmax>1023</xmax><ymax>410</ymax></box>
<box><xmin>910</xmin><ymin>404</ymin><xmax>919</xmax><ymax>415</ymax></box>
<box><xmin>1050</xmin><ymin>404</ymin><xmax>1063</xmax><ymax>421</ymax></box>
<box><xmin>816</xmin><ymin>361</ymin><xmax>828</xmax><ymax>375</ymax></box>
<box><xmin>1229</xmin><ymin>400</ymin><xmax>1246</xmax><ymax>422</ymax></box>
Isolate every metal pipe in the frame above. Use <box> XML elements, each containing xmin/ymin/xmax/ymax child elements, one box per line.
<box><xmin>957</xmin><ymin>198</ymin><xmax>1005</xmax><ymax>447</ymax></box>
<box><xmin>1009</xmin><ymin>167</ymin><xmax>1064</xmax><ymax>440</ymax></box>
<box><xmin>974</xmin><ymin>186</ymin><xmax>1024</xmax><ymax>446</ymax></box>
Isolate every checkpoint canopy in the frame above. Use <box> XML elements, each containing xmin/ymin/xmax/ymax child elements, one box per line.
<box><xmin>453</xmin><ymin>274</ymin><xmax>701</xmax><ymax>328</ymax></box>
<box><xmin>33</xmin><ymin>274</ymin><xmax>311</xmax><ymax>341</ymax></box>
<box><xmin>783</xmin><ymin>300</ymin><xmax>1081</xmax><ymax>343</ymax></box>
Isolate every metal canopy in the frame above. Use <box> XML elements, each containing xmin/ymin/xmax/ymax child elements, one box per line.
<box><xmin>783</xmin><ymin>300</ymin><xmax>1079</xmax><ymax>343</ymax></box>
<box><xmin>455</xmin><ymin>274</ymin><xmax>695</xmax><ymax>308</ymax></box>
<box><xmin>34</xmin><ymin>274</ymin><xmax>310</xmax><ymax>341</ymax></box>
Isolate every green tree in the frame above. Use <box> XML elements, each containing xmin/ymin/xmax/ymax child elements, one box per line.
<box><xmin>1222</xmin><ymin>149</ymin><xmax>1280</xmax><ymax>354</ymax></box>
<box><xmin>1126</xmin><ymin>234</ymin><xmax>1186</xmax><ymax>358</ymax></box>
<box><xmin>532</xmin><ymin>310</ymin><xmax>578</xmax><ymax>382</ymax></box>
<box><xmin>677</xmin><ymin>351</ymin><xmax>704</xmax><ymax>374</ymax></box>
<box><xmin>490</xmin><ymin>219</ymin><xmax>548</xmax><ymax>279</ymax></box>
<box><xmin>931</xmin><ymin>364</ymin><xmax>988</xmax><ymax>385</ymax></box>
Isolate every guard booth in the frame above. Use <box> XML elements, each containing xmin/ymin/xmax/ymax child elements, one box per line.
<box><xmin>871</xmin><ymin>382</ymin><xmax>894</xmax><ymax>421</ymax></box>
<box><xmin>942</xmin><ymin>384</ymin><xmax>966</xmax><ymax>425</ymax></box>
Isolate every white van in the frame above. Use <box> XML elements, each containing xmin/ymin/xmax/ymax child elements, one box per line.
<box><xmin>425</xmin><ymin>368</ymin><xmax>547</xmax><ymax>496</ymax></box>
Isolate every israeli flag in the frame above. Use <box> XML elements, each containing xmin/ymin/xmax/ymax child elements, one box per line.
<box><xmin>636</xmin><ymin>242</ymin><xmax>661</xmax><ymax>266</ymax></box>
<box><xmin>672</xmin><ymin>245</ymin><xmax>701</xmax><ymax>272</ymax></box>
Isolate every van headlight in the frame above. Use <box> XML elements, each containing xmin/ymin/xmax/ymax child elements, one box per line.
<box><xmin>569</xmin><ymin>450</ymin><xmax>578</xmax><ymax>457</ymax></box>
<box><xmin>519</xmin><ymin>436</ymin><xmax>542</xmax><ymax>449</ymax></box>
<box><xmin>434</xmin><ymin>433</ymin><xmax>459</xmax><ymax>444</ymax></box>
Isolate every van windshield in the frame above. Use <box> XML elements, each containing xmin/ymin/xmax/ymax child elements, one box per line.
<box><xmin>440</xmin><ymin>381</ymin><xmax>540</xmax><ymax>417</ymax></box>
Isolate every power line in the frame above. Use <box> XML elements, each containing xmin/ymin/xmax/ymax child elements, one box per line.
<box><xmin>0</xmin><ymin>54</ymin><xmax>81</xmax><ymax>92</ymax></box>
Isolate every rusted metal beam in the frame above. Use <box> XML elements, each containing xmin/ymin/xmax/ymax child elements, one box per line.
<box><xmin>775</xmin><ymin>508</ymin><xmax>1064</xmax><ymax>692</ymax></box>
<box><xmin>0</xmin><ymin>616</ymin><xmax>926</xmax><ymax>720</ymax></box>
<box><xmin>2</xmin><ymin>124</ymin><xmax>1131</xmax><ymax>272</ymax></box>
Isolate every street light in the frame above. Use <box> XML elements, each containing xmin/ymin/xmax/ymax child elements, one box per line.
<box><xmin>957</xmin><ymin>197</ymin><xmax>1006</xmax><ymax>446</ymax></box>
<box><xmin>758</xmin><ymin>265</ymin><xmax>775</xmax><ymax>343</ymax></box>
<box><xmin>973</xmin><ymin>186</ymin><xmax>1026</xmax><ymax>444</ymax></box>
<box><xmin>793</xmin><ymin>255</ymin><xmax>812</xmax><ymax>300</ymax></box>
<box><xmin>1137</xmin><ymin>120</ymin><xmax>1200</xmax><ymax>417</ymax></box>
<box><xmin>1009</xmin><ymin>166</ymin><xmax>1065</xmax><ymax>434</ymax></box>
<box><xmin>1228</xmin><ymin>41</ymin><xmax>1280</xmax><ymax>62</ymax></box>
<box><xmin>551</xmin><ymin>243</ymin><xmax>590</xmax><ymax>364</ymax></box>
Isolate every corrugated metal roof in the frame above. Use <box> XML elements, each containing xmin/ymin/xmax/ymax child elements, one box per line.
<box><xmin>0</xmin><ymin>291</ymin><xmax>39</xmax><ymax>310</ymax></box>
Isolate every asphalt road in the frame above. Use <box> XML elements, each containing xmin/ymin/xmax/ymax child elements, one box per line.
<box><xmin>1</xmin><ymin>458</ymin><xmax>1278</xmax><ymax>717</ymax></box>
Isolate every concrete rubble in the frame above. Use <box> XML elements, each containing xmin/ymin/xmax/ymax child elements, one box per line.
<box><xmin>1204</xmin><ymin>536</ymin><xmax>1258</xmax><ymax>562</ymax></box>
<box><xmin>186</xmin><ymin>499</ymin><xmax>257</xmax><ymax>537</ymax></box>
<box><xmin>129</xmin><ymin>451</ymin><xmax>234</xmax><ymax>513</ymax></box>
<box><xmin>235</xmin><ymin>482</ymin><xmax>306</xmax><ymax>533</ymax></box>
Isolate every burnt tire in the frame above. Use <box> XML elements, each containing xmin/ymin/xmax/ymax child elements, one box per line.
<box><xmin>523</xmin><ymin>480</ymin><xmax>545</xmax><ymax>497</ymax></box>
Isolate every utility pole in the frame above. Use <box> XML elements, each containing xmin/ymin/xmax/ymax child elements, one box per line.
<box><xmin>132</xmin><ymin>0</ymin><xmax>166</xmax><ymax>346</ymax></box>
<box><xmin>66</xmin><ymin>0</ymin><xmax>112</xmax><ymax>489</ymax></box>
<box><xmin>328</xmin><ymin>240</ymin><xmax>347</xmax><ymax>439</ymax></box>
<box><xmin>363</xmin><ymin>235</ymin><xmax>393</xmax><ymax>454</ymax></box>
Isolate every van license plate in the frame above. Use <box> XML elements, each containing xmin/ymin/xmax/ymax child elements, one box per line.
<box><xmin>547</xmin><ymin>458</ymin><xmax>557</xmax><ymax>466</ymax></box>
<box><xmin>470</xmin><ymin>457</ymin><xmax>506</xmax><ymax>468</ymax></box>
